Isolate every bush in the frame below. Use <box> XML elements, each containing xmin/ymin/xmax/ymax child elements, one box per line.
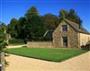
<box><xmin>81</xmin><ymin>41</ymin><xmax>90</xmax><ymax>51</ymax></box>
<box><xmin>9</xmin><ymin>38</ymin><xmax>24</xmax><ymax>45</ymax></box>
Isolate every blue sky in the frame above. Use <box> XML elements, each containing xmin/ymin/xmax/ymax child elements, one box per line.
<box><xmin>0</xmin><ymin>0</ymin><xmax>90</xmax><ymax>31</ymax></box>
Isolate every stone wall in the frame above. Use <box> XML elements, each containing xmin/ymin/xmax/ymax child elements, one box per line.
<box><xmin>68</xmin><ymin>25</ymin><xmax>79</xmax><ymax>48</ymax></box>
<box><xmin>27</xmin><ymin>41</ymin><xmax>53</xmax><ymax>48</ymax></box>
<box><xmin>53</xmin><ymin>21</ymin><xmax>63</xmax><ymax>48</ymax></box>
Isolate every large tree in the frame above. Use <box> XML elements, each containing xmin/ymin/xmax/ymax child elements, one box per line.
<box><xmin>25</xmin><ymin>6</ymin><xmax>46</xmax><ymax>40</ymax></box>
<box><xmin>0</xmin><ymin>22</ymin><xmax>8</xmax><ymax>71</ymax></box>
<box><xmin>43</xmin><ymin>13</ymin><xmax>59</xmax><ymax>30</ymax></box>
<box><xmin>7</xmin><ymin>18</ymin><xmax>18</xmax><ymax>38</ymax></box>
<box><xmin>59</xmin><ymin>9</ymin><xmax>82</xmax><ymax>27</ymax></box>
<box><xmin>68</xmin><ymin>9</ymin><xmax>82</xmax><ymax>27</ymax></box>
<box><xmin>25</xmin><ymin>6</ymin><xmax>39</xmax><ymax>21</ymax></box>
<box><xmin>17</xmin><ymin>17</ymin><xmax>31</xmax><ymax>43</ymax></box>
<box><xmin>0</xmin><ymin>22</ymin><xmax>7</xmax><ymax>33</ymax></box>
<box><xmin>0</xmin><ymin>23</ymin><xmax>7</xmax><ymax>52</ymax></box>
<box><xmin>59</xmin><ymin>9</ymin><xmax>68</xmax><ymax>22</ymax></box>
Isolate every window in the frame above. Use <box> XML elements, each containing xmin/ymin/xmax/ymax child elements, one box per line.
<box><xmin>62</xmin><ymin>25</ymin><xmax>67</xmax><ymax>32</ymax></box>
<box><xmin>62</xmin><ymin>36</ymin><xmax>68</xmax><ymax>47</ymax></box>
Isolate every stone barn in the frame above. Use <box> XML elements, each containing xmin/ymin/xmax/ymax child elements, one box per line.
<box><xmin>53</xmin><ymin>19</ymin><xmax>90</xmax><ymax>48</ymax></box>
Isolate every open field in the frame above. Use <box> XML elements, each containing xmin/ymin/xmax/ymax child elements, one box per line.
<box><xmin>6</xmin><ymin>47</ymin><xmax>87</xmax><ymax>62</ymax></box>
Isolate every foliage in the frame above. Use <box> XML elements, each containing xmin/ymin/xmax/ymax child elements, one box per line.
<box><xmin>9</xmin><ymin>38</ymin><xmax>24</xmax><ymax>45</ymax></box>
<box><xmin>68</xmin><ymin>9</ymin><xmax>82</xmax><ymax>27</ymax></box>
<box><xmin>0</xmin><ymin>22</ymin><xmax>8</xmax><ymax>69</ymax></box>
<box><xmin>43</xmin><ymin>13</ymin><xmax>59</xmax><ymax>30</ymax></box>
<box><xmin>25</xmin><ymin>6</ymin><xmax>39</xmax><ymax>19</ymax></box>
<box><xmin>7</xmin><ymin>18</ymin><xmax>18</xmax><ymax>38</ymax></box>
<box><xmin>17</xmin><ymin>17</ymin><xmax>30</xmax><ymax>41</ymax></box>
<box><xmin>59</xmin><ymin>9</ymin><xmax>82</xmax><ymax>27</ymax></box>
<box><xmin>59</xmin><ymin>9</ymin><xmax>68</xmax><ymax>19</ymax></box>
<box><xmin>7</xmin><ymin>7</ymin><xmax>82</xmax><ymax>41</ymax></box>
<box><xmin>6</xmin><ymin>47</ymin><xmax>86</xmax><ymax>62</ymax></box>
<box><xmin>81</xmin><ymin>41</ymin><xmax>90</xmax><ymax>51</ymax></box>
<box><xmin>0</xmin><ymin>22</ymin><xmax>7</xmax><ymax>52</ymax></box>
<box><xmin>25</xmin><ymin>6</ymin><xmax>46</xmax><ymax>40</ymax></box>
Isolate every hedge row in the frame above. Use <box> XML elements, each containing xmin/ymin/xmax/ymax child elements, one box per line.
<box><xmin>9</xmin><ymin>38</ymin><xmax>24</xmax><ymax>45</ymax></box>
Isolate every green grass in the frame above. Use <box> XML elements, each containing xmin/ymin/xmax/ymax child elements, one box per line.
<box><xmin>6</xmin><ymin>47</ymin><xmax>87</xmax><ymax>62</ymax></box>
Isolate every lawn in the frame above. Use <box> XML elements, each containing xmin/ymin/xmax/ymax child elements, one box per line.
<box><xmin>6</xmin><ymin>47</ymin><xmax>87</xmax><ymax>62</ymax></box>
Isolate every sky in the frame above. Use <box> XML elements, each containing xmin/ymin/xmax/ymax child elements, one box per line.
<box><xmin>0</xmin><ymin>0</ymin><xmax>90</xmax><ymax>32</ymax></box>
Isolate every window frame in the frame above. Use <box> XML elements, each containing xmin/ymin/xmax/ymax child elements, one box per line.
<box><xmin>62</xmin><ymin>25</ymin><xmax>68</xmax><ymax>32</ymax></box>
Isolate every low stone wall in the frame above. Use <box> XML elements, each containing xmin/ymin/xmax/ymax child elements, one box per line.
<box><xmin>27</xmin><ymin>41</ymin><xmax>53</xmax><ymax>48</ymax></box>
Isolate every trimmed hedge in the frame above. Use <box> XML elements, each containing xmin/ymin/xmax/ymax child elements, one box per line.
<box><xmin>9</xmin><ymin>38</ymin><xmax>24</xmax><ymax>45</ymax></box>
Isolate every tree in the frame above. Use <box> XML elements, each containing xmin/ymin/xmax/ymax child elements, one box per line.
<box><xmin>25</xmin><ymin>6</ymin><xmax>39</xmax><ymax>21</ymax></box>
<box><xmin>0</xmin><ymin>22</ymin><xmax>7</xmax><ymax>71</ymax></box>
<box><xmin>59</xmin><ymin>9</ymin><xmax>68</xmax><ymax>22</ymax></box>
<box><xmin>0</xmin><ymin>22</ymin><xmax>7</xmax><ymax>33</ymax></box>
<box><xmin>0</xmin><ymin>22</ymin><xmax>7</xmax><ymax>52</ymax></box>
<box><xmin>59</xmin><ymin>9</ymin><xmax>68</xmax><ymax>19</ymax></box>
<box><xmin>68</xmin><ymin>9</ymin><xmax>82</xmax><ymax>28</ymax></box>
<box><xmin>17</xmin><ymin>17</ymin><xmax>30</xmax><ymax>43</ymax></box>
<box><xmin>25</xmin><ymin>6</ymin><xmax>46</xmax><ymax>40</ymax></box>
<box><xmin>7</xmin><ymin>18</ymin><xmax>18</xmax><ymax>38</ymax></box>
<box><xmin>43</xmin><ymin>13</ymin><xmax>59</xmax><ymax>30</ymax></box>
<box><xmin>59</xmin><ymin>9</ymin><xmax>82</xmax><ymax>27</ymax></box>
<box><xmin>0</xmin><ymin>33</ymin><xmax>7</xmax><ymax>52</ymax></box>
<box><xmin>0</xmin><ymin>22</ymin><xmax>7</xmax><ymax>44</ymax></box>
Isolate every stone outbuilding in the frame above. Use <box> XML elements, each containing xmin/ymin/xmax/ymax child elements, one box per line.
<box><xmin>53</xmin><ymin>19</ymin><xmax>90</xmax><ymax>48</ymax></box>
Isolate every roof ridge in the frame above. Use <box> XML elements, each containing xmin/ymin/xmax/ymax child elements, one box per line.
<box><xmin>64</xmin><ymin>19</ymin><xmax>90</xmax><ymax>34</ymax></box>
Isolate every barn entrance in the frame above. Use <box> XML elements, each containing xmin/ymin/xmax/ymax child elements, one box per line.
<box><xmin>62</xmin><ymin>37</ymin><xmax>68</xmax><ymax>47</ymax></box>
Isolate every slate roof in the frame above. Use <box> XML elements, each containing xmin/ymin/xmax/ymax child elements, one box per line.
<box><xmin>64</xmin><ymin>19</ymin><xmax>90</xmax><ymax>34</ymax></box>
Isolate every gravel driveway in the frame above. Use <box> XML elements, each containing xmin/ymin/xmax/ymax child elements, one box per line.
<box><xmin>6</xmin><ymin>45</ymin><xmax>26</xmax><ymax>48</ymax></box>
<box><xmin>5</xmin><ymin>51</ymin><xmax>90</xmax><ymax>71</ymax></box>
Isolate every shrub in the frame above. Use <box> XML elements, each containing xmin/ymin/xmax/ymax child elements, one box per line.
<box><xmin>9</xmin><ymin>38</ymin><xmax>24</xmax><ymax>45</ymax></box>
<box><xmin>81</xmin><ymin>41</ymin><xmax>90</xmax><ymax>51</ymax></box>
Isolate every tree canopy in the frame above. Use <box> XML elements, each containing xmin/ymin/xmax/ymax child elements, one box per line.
<box><xmin>7</xmin><ymin>18</ymin><xmax>18</xmax><ymax>38</ymax></box>
<box><xmin>6</xmin><ymin>6</ymin><xmax>82</xmax><ymax>41</ymax></box>
<box><xmin>25</xmin><ymin>6</ymin><xmax>39</xmax><ymax>21</ymax></box>
<box><xmin>43</xmin><ymin>13</ymin><xmax>59</xmax><ymax>30</ymax></box>
<box><xmin>25</xmin><ymin>6</ymin><xmax>46</xmax><ymax>40</ymax></box>
<box><xmin>0</xmin><ymin>22</ymin><xmax>7</xmax><ymax>52</ymax></box>
<box><xmin>59</xmin><ymin>9</ymin><xmax>82</xmax><ymax>27</ymax></box>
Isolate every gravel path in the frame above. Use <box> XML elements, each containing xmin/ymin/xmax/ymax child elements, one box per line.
<box><xmin>6</xmin><ymin>51</ymin><xmax>90</xmax><ymax>71</ymax></box>
<box><xmin>6</xmin><ymin>45</ymin><xmax>26</xmax><ymax>48</ymax></box>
